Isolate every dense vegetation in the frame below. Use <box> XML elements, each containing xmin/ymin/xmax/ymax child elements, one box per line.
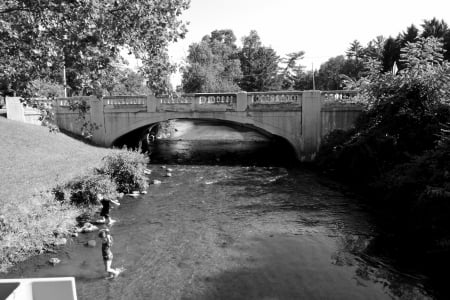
<box><xmin>316</xmin><ymin>37</ymin><xmax>450</xmax><ymax>256</ymax></box>
<box><xmin>0</xmin><ymin>118</ymin><xmax>149</xmax><ymax>272</ymax></box>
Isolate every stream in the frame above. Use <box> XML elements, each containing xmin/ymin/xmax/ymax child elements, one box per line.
<box><xmin>2</xmin><ymin>120</ymin><xmax>438</xmax><ymax>299</ymax></box>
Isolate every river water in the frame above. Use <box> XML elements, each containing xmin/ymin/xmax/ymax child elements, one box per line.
<box><xmin>3</xmin><ymin>121</ymin><xmax>438</xmax><ymax>299</ymax></box>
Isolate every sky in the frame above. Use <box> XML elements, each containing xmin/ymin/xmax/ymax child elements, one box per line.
<box><xmin>131</xmin><ymin>0</ymin><xmax>450</xmax><ymax>86</ymax></box>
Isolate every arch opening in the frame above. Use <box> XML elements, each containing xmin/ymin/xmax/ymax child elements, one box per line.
<box><xmin>112</xmin><ymin>118</ymin><xmax>298</xmax><ymax>166</ymax></box>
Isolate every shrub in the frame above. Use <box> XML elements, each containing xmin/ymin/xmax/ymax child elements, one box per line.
<box><xmin>53</xmin><ymin>173</ymin><xmax>118</xmax><ymax>206</ymax></box>
<box><xmin>96</xmin><ymin>149</ymin><xmax>149</xmax><ymax>193</ymax></box>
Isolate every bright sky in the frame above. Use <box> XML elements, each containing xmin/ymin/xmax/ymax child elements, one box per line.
<box><xmin>136</xmin><ymin>0</ymin><xmax>450</xmax><ymax>87</ymax></box>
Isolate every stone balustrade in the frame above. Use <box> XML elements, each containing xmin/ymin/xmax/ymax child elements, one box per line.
<box><xmin>159</xmin><ymin>96</ymin><xmax>194</xmax><ymax>104</ymax></box>
<box><xmin>248</xmin><ymin>91</ymin><xmax>303</xmax><ymax>104</ymax></box>
<box><xmin>104</xmin><ymin>96</ymin><xmax>146</xmax><ymax>106</ymax></box>
<box><xmin>321</xmin><ymin>90</ymin><xmax>364</xmax><ymax>104</ymax></box>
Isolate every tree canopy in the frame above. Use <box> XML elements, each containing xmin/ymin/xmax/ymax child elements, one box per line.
<box><xmin>0</xmin><ymin>0</ymin><xmax>190</xmax><ymax>96</ymax></box>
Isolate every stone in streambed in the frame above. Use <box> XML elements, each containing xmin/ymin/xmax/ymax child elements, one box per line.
<box><xmin>49</xmin><ymin>258</ymin><xmax>61</xmax><ymax>265</ymax></box>
<box><xmin>86</xmin><ymin>240</ymin><xmax>96</xmax><ymax>247</ymax></box>
<box><xmin>152</xmin><ymin>180</ymin><xmax>162</xmax><ymax>185</ymax></box>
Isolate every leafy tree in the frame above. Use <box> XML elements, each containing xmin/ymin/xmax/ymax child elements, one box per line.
<box><xmin>238</xmin><ymin>30</ymin><xmax>281</xmax><ymax>91</ymax></box>
<box><xmin>362</xmin><ymin>36</ymin><xmax>386</xmax><ymax>60</ymax></box>
<box><xmin>421</xmin><ymin>18</ymin><xmax>450</xmax><ymax>61</ymax></box>
<box><xmin>181</xmin><ymin>29</ymin><xmax>242</xmax><ymax>93</ymax></box>
<box><xmin>26</xmin><ymin>79</ymin><xmax>65</xmax><ymax>98</ymax></box>
<box><xmin>101</xmin><ymin>68</ymin><xmax>151</xmax><ymax>96</ymax></box>
<box><xmin>315</xmin><ymin>54</ymin><xmax>364</xmax><ymax>90</ymax></box>
<box><xmin>280</xmin><ymin>51</ymin><xmax>305</xmax><ymax>90</ymax></box>
<box><xmin>0</xmin><ymin>0</ymin><xmax>190</xmax><ymax>96</ymax></box>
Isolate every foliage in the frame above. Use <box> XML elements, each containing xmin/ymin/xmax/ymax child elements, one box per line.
<box><xmin>317</xmin><ymin>37</ymin><xmax>450</xmax><ymax>183</ymax></box>
<box><xmin>101</xmin><ymin>69</ymin><xmax>152</xmax><ymax>96</ymax></box>
<box><xmin>316</xmin><ymin>37</ymin><xmax>450</xmax><ymax>253</ymax></box>
<box><xmin>66</xmin><ymin>99</ymin><xmax>100</xmax><ymax>139</ymax></box>
<box><xmin>26</xmin><ymin>79</ymin><xmax>65</xmax><ymax>98</ymax></box>
<box><xmin>238</xmin><ymin>30</ymin><xmax>281</xmax><ymax>91</ymax></box>
<box><xmin>0</xmin><ymin>0</ymin><xmax>190</xmax><ymax>96</ymax></box>
<box><xmin>53</xmin><ymin>173</ymin><xmax>118</xmax><ymax>206</ymax></box>
<box><xmin>181</xmin><ymin>29</ymin><xmax>242</xmax><ymax>93</ymax></box>
<box><xmin>96</xmin><ymin>149</ymin><xmax>149</xmax><ymax>193</ymax></box>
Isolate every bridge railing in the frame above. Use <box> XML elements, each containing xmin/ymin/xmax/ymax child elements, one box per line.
<box><xmin>157</xmin><ymin>93</ymin><xmax>238</xmax><ymax>111</ymax></box>
<box><xmin>247</xmin><ymin>91</ymin><xmax>303</xmax><ymax>104</ymax></box>
<box><xmin>56</xmin><ymin>96</ymin><xmax>92</xmax><ymax>107</ymax></box>
<box><xmin>158</xmin><ymin>93</ymin><xmax>237</xmax><ymax>104</ymax></box>
<box><xmin>103</xmin><ymin>95</ymin><xmax>147</xmax><ymax>106</ymax></box>
<box><xmin>321</xmin><ymin>90</ymin><xmax>366</xmax><ymax>104</ymax></box>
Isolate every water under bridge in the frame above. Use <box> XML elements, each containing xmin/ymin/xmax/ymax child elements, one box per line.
<box><xmin>54</xmin><ymin>90</ymin><xmax>364</xmax><ymax>161</ymax></box>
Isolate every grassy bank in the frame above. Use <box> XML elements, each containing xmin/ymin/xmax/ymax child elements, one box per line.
<box><xmin>0</xmin><ymin>118</ymin><xmax>117</xmax><ymax>272</ymax></box>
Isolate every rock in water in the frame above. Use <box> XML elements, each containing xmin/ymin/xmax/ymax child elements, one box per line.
<box><xmin>165</xmin><ymin>173</ymin><xmax>172</xmax><ymax>177</ymax></box>
<box><xmin>49</xmin><ymin>258</ymin><xmax>61</xmax><ymax>265</ymax></box>
<box><xmin>87</xmin><ymin>240</ymin><xmax>96</xmax><ymax>247</ymax></box>
<box><xmin>152</xmin><ymin>179</ymin><xmax>162</xmax><ymax>185</ymax></box>
<box><xmin>166</xmin><ymin>168</ymin><xmax>173</xmax><ymax>172</ymax></box>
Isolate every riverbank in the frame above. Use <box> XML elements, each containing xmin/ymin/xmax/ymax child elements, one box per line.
<box><xmin>0</xmin><ymin>118</ymin><xmax>116</xmax><ymax>272</ymax></box>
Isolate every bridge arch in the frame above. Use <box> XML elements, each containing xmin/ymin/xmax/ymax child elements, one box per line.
<box><xmin>110</xmin><ymin>116</ymin><xmax>298</xmax><ymax>155</ymax></box>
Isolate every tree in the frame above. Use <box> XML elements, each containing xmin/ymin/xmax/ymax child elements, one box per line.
<box><xmin>400</xmin><ymin>24</ymin><xmax>419</xmax><ymax>47</ymax></box>
<box><xmin>0</xmin><ymin>0</ymin><xmax>190</xmax><ymax>96</ymax></box>
<box><xmin>381</xmin><ymin>36</ymin><xmax>401</xmax><ymax>73</ymax></box>
<box><xmin>315</xmin><ymin>55</ymin><xmax>364</xmax><ymax>90</ymax></box>
<box><xmin>280</xmin><ymin>51</ymin><xmax>305</xmax><ymax>90</ymax></box>
<box><xmin>421</xmin><ymin>18</ymin><xmax>450</xmax><ymax>61</ymax></box>
<box><xmin>101</xmin><ymin>68</ymin><xmax>152</xmax><ymax>96</ymax></box>
<box><xmin>363</xmin><ymin>36</ymin><xmax>386</xmax><ymax>60</ymax></box>
<box><xmin>238</xmin><ymin>30</ymin><xmax>281</xmax><ymax>91</ymax></box>
<box><xmin>346</xmin><ymin>40</ymin><xmax>363</xmax><ymax>60</ymax></box>
<box><xmin>181</xmin><ymin>29</ymin><xmax>242</xmax><ymax>93</ymax></box>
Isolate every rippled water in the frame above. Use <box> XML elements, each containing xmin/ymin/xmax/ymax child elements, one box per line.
<box><xmin>2</xmin><ymin>121</ymin><xmax>438</xmax><ymax>299</ymax></box>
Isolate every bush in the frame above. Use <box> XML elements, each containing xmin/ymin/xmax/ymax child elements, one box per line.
<box><xmin>53</xmin><ymin>173</ymin><xmax>118</xmax><ymax>206</ymax></box>
<box><xmin>96</xmin><ymin>149</ymin><xmax>149</xmax><ymax>193</ymax></box>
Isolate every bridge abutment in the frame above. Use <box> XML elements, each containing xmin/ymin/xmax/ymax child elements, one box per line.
<box><xmin>300</xmin><ymin>91</ymin><xmax>322</xmax><ymax>160</ymax></box>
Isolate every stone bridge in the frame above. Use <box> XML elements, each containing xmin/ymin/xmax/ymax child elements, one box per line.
<box><xmin>54</xmin><ymin>90</ymin><xmax>364</xmax><ymax>161</ymax></box>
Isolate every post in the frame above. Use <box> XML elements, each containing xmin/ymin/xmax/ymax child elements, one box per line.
<box><xmin>236</xmin><ymin>91</ymin><xmax>248</xmax><ymax>112</ymax></box>
<box><xmin>146</xmin><ymin>94</ymin><xmax>157</xmax><ymax>112</ymax></box>
<box><xmin>89</xmin><ymin>96</ymin><xmax>106</xmax><ymax>146</ymax></box>
<box><xmin>301</xmin><ymin>90</ymin><xmax>322</xmax><ymax>160</ymax></box>
<box><xmin>63</xmin><ymin>65</ymin><xmax>67</xmax><ymax>98</ymax></box>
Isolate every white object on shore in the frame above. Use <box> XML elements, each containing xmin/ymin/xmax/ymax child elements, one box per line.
<box><xmin>140</xmin><ymin>191</ymin><xmax>147</xmax><ymax>194</ymax></box>
<box><xmin>166</xmin><ymin>168</ymin><xmax>173</xmax><ymax>172</ymax></box>
<box><xmin>127</xmin><ymin>193</ymin><xmax>139</xmax><ymax>197</ymax></box>
<box><xmin>79</xmin><ymin>222</ymin><xmax>99</xmax><ymax>233</ymax></box>
<box><xmin>164</xmin><ymin>173</ymin><xmax>172</xmax><ymax>177</ymax></box>
<box><xmin>143</xmin><ymin>169</ymin><xmax>152</xmax><ymax>175</ymax></box>
<box><xmin>152</xmin><ymin>179</ymin><xmax>162</xmax><ymax>185</ymax></box>
<box><xmin>48</xmin><ymin>258</ymin><xmax>61</xmax><ymax>265</ymax></box>
<box><xmin>161</xmin><ymin>166</ymin><xmax>166</xmax><ymax>169</ymax></box>
<box><xmin>54</xmin><ymin>238</ymin><xmax>67</xmax><ymax>246</ymax></box>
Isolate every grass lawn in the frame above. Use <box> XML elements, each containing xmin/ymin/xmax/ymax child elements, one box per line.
<box><xmin>0</xmin><ymin>118</ymin><xmax>117</xmax><ymax>272</ymax></box>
